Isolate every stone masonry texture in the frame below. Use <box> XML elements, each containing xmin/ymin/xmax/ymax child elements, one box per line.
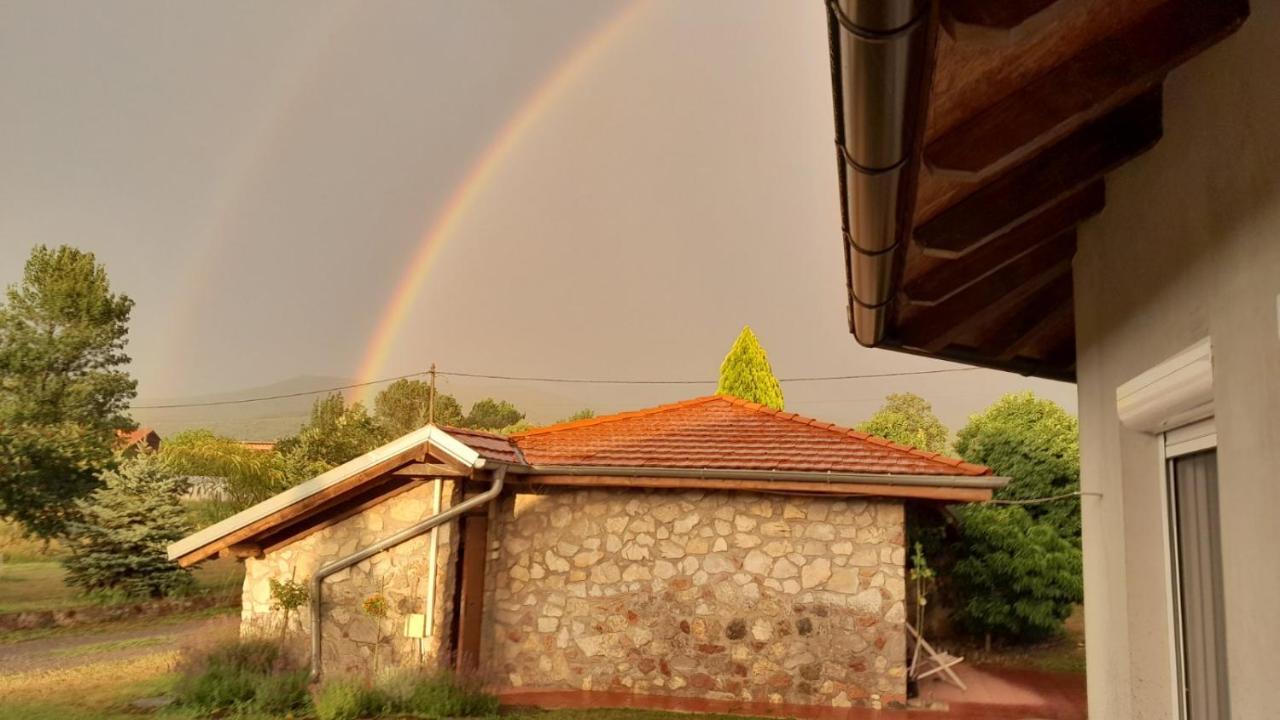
<box><xmin>480</xmin><ymin>488</ymin><xmax>907</xmax><ymax>708</ymax></box>
<box><xmin>240</xmin><ymin>481</ymin><xmax>459</xmax><ymax>676</ymax></box>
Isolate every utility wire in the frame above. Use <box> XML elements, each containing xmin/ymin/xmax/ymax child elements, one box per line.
<box><xmin>129</xmin><ymin>366</ymin><xmax>983</xmax><ymax>410</ymax></box>
<box><xmin>988</xmin><ymin>491</ymin><xmax>1102</xmax><ymax>505</ymax></box>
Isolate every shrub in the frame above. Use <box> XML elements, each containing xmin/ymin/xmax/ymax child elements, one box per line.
<box><xmin>253</xmin><ymin>669</ymin><xmax>312</xmax><ymax>715</ymax></box>
<box><xmin>314</xmin><ymin>677</ymin><xmax>385</xmax><ymax>720</ymax></box>
<box><xmin>374</xmin><ymin>670</ymin><xmax>499</xmax><ymax>718</ymax></box>
<box><xmin>952</xmin><ymin>505</ymin><xmax>1083</xmax><ymax>643</ymax></box>
<box><xmin>61</xmin><ymin>452</ymin><xmax>194</xmax><ymax>599</ymax></box>
<box><xmin>173</xmin><ymin>638</ymin><xmax>312</xmax><ymax>714</ymax></box>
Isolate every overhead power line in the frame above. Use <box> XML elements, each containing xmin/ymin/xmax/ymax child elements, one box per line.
<box><xmin>129</xmin><ymin>365</ymin><xmax>983</xmax><ymax>410</ymax></box>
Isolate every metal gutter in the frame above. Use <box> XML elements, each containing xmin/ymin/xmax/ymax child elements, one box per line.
<box><xmin>827</xmin><ymin>0</ymin><xmax>932</xmax><ymax>346</ymax></box>
<box><xmin>309</xmin><ymin>466</ymin><xmax>506</xmax><ymax>678</ymax></box>
<box><xmin>499</xmin><ymin>462</ymin><xmax>1007</xmax><ymax>490</ymax></box>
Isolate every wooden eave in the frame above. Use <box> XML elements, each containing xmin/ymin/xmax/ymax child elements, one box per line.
<box><xmin>834</xmin><ymin>0</ymin><xmax>1249</xmax><ymax>380</ymax></box>
<box><xmin>171</xmin><ymin>430</ymin><xmax>480</xmax><ymax>568</ymax></box>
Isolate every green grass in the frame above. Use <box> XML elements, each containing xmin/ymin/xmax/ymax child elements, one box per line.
<box><xmin>50</xmin><ymin>635</ymin><xmax>170</xmax><ymax>658</ymax></box>
<box><xmin>0</xmin><ymin>557</ymin><xmax>244</xmax><ymax>614</ymax></box>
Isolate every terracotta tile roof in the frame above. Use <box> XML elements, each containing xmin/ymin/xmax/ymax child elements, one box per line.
<box><xmin>506</xmin><ymin>395</ymin><xmax>990</xmax><ymax>477</ymax></box>
<box><xmin>440</xmin><ymin>425</ymin><xmax>527</xmax><ymax>465</ymax></box>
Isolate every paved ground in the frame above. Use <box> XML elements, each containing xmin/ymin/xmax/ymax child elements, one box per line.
<box><xmin>0</xmin><ymin>611</ymin><xmax>238</xmax><ymax>676</ymax></box>
<box><xmin>502</xmin><ymin>664</ymin><xmax>1087</xmax><ymax>720</ymax></box>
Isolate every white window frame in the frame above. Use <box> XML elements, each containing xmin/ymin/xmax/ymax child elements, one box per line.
<box><xmin>1161</xmin><ymin>419</ymin><xmax>1218</xmax><ymax>720</ymax></box>
<box><xmin>1117</xmin><ymin>337</ymin><xmax>1215</xmax><ymax>720</ymax></box>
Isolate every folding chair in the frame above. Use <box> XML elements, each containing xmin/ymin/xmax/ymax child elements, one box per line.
<box><xmin>906</xmin><ymin>622</ymin><xmax>967</xmax><ymax>690</ymax></box>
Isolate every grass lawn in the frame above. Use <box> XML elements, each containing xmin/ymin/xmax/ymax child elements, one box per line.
<box><xmin>0</xmin><ymin>656</ymin><xmax>760</xmax><ymax>720</ymax></box>
<box><xmin>0</xmin><ymin>557</ymin><xmax>244</xmax><ymax>614</ymax></box>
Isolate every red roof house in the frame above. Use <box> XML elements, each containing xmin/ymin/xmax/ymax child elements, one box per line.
<box><xmin>169</xmin><ymin>395</ymin><xmax>1002</xmax><ymax>710</ymax></box>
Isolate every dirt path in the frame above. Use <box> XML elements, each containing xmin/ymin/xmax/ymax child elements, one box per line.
<box><xmin>0</xmin><ymin>611</ymin><xmax>238</xmax><ymax>675</ymax></box>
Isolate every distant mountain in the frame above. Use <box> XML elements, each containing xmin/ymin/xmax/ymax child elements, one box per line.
<box><xmin>130</xmin><ymin>373</ymin><xmax>599</xmax><ymax>441</ymax></box>
<box><xmin>131</xmin><ymin>375</ymin><xmax>353</xmax><ymax>440</ymax></box>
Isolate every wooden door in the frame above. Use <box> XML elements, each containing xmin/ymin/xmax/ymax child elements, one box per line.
<box><xmin>453</xmin><ymin>514</ymin><xmax>488</xmax><ymax>673</ymax></box>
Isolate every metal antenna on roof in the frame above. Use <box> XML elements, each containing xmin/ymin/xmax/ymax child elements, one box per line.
<box><xmin>428</xmin><ymin>363</ymin><xmax>437</xmax><ymax>425</ymax></box>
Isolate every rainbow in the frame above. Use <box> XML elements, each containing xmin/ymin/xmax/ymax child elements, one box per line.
<box><xmin>352</xmin><ymin>1</ymin><xmax>648</xmax><ymax>399</ymax></box>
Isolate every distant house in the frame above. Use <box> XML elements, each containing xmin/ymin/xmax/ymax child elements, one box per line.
<box><xmin>115</xmin><ymin>427</ymin><xmax>161</xmax><ymax>454</ymax></box>
<box><xmin>169</xmin><ymin>395</ymin><xmax>1001</xmax><ymax>711</ymax></box>
<box><xmin>822</xmin><ymin>2</ymin><xmax>1271</xmax><ymax>717</ymax></box>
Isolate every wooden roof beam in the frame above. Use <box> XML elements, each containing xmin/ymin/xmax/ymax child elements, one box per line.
<box><xmin>929</xmin><ymin>0</ymin><xmax>1247</xmax><ymax>179</ymax></box>
<box><xmin>915</xmin><ymin>179</ymin><xmax>1102</xmax><ymax>260</ymax></box>
<box><xmin>897</xmin><ymin>234</ymin><xmax>1077</xmax><ymax>353</ymax></box>
<box><xmin>905</xmin><ymin>218</ymin><xmax>1083</xmax><ymax>307</ymax></box>
<box><xmin>942</xmin><ymin>0</ymin><xmax>1065</xmax><ymax>42</ymax></box>
<box><xmin>914</xmin><ymin>87</ymin><xmax>1162</xmax><ymax>251</ymax></box>
<box><xmin>985</xmin><ymin>272</ymin><xmax>1076</xmax><ymax>361</ymax></box>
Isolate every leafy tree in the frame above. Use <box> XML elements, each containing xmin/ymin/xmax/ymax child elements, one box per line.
<box><xmin>276</xmin><ymin>394</ymin><xmax>381</xmax><ymax>468</ymax></box>
<box><xmin>162</xmin><ymin>430</ymin><xmax>320</xmax><ymax>511</ymax></box>
<box><xmin>462</xmin><ymin>398</ymin><xmax>524</xmax><ymax>431</ymax></box>
<box><xmin>372</xmin><ymin>379</ymin><xmax>464</xmax><ymax>437</ymax></box>
<box><xmin>555</xmin><ymin>408</ymin><xmax>595</xmax><ymax>424</ymax></box>
<box><xmin>62</xmin><ymin>452</ymin><xmax>195</xmax><ymax>599</ymax></box>
<box><xmin>857</xmin><ymin>392</ymin><xmax>950</xmax><ymax>453</ymax></box>
<box><xmin>0</xmin><ymin>245</ymin><xmax>136</xmax><ymax>538</ymax></box>
<box><xmin>716</xmin><ymin>326</ymin><xmax>784</xmax><ymax>410</ymax></box>
<box><xmin>955</xmin><ymin>392</ymin><xmax>1081</xmax><ymax>540</ymax></box>
<box><xmin>0</xmin><ymin>424</ymin><xmax>114</xmax><ymax>539</ymax></box>
<box><xmin>951</xmin><ymin>505</ymin><xmax>1083</xmax><ymax>643</ymax></box>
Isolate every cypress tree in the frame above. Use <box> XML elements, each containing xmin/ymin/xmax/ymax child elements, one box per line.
<box><xmin>63</xmin><ymin>452</ymin><xmax>194</xmax><ymax>599</ymax></box>
<box><xmin>717</xmin><ymin>326</ymin><xmax>785</xmax><ymax>410</ymax></box>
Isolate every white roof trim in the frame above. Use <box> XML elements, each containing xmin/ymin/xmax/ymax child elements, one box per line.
<box><xmin>167</xmin><ymin>425</ymin><xmax>482</xmax><ymax>561</ymax></box>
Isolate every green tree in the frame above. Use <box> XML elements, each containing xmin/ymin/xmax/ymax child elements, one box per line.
<box><xmin>0</xmin><ymin>245</ymin><xmax>136</xmax><ymax>538</ymax></box>
<box><xmin>162</xmin><ymin>430</ymin><xmax>321</xmax><ymax>513</ymax></box>
<box><xmin>372</xmin><ymin>379</ymin><xmax>464</xmax><ymax>438</ymax></box>
<box><xmin>955</xmin><ymin>392</ymin><xmax>1081</xmax><ymax>540</ymax></box>
<box><xmin>0</xmin><ymin>424</ymin><xmax>113</xmax><ymax>539</ymax></box>
<box><xmin>716</xmin><ymin>326</ymin><xmax>784</xmax><ymax>410</ymax></box>
<box><xmin>857</xmin><ymin>392</ymin><xmax>949</xmax><ymax>453</ymax></box>
<box><xmin>462</xmin><ymin>398</ymin><xmax>524</xmax><ymax>431</ymax></box>
<box><xmin>276</xmin><ymin>394</ymin><xmax>381</xmax><ymax>468</ymax></box>
<box><xmin>951</xmin><ymin>505</ymin><xmax>1083</xmax><ymax>643</ymax></box>
<box><xmin>555</xmin><ymin>408</ymin><xmax>595</xmax><ymax>424</ymax></box>
<box><xmin>62</xmin><ymin>452</ymin><xmax>195</xmax><ymax>599</ymax></box>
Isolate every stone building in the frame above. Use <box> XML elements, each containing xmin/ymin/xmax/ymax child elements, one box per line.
<box><xmin>169</xmin><ymin>395</ymin><xmax>1001</xmax><ymax>711</ymax></box>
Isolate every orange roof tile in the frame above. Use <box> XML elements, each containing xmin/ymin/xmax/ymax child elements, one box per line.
<box><xmin>506</xmin><ymin>395</ymin><xmax>990</xmax><ymax>477</ymax></box>
<box><xmin>441</xmin><ymin>425</ymin><xmax>527</xmax><ymax>465</ymax></box>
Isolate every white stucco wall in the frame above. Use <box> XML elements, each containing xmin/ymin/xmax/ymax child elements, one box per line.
<box><xmin>1074</xmin><ymin>5</ymin><xmax>1280</xmax><ymax>718</ymax></box>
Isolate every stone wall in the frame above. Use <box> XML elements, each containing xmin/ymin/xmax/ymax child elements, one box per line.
<box><xmin>241</xmin><ymin>481</ymin><xmax>459</xmax><ymax>675</ymax></box>
<box><xmin>480</xmin><ymin>488</ymin><xmax>906</xmax><ymax>708</ymax></box>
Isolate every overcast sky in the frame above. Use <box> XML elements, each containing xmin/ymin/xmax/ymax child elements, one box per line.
<box><xmin>0</xmin><ymin>0</ymin><xmax>1076</xmax><ymax>431</ymax></box>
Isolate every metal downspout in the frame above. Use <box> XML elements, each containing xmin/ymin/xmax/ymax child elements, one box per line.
<box><xmin>828</xmin><ymin>0</ymin><xmax>929</xmax><ymax>346</ymax></box>
<box><xmin>308</xmin><ymin>465</ymin><xmax>506</xmax><ymax>678</ymax></box>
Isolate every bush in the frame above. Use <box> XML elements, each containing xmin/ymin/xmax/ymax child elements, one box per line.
<box><xmin>370</xmin><ymin>669</ymin><xmax>499</xmax><ymax>718</ymax></box>
<box><xmin>952</xmin><ymin>505</ymin><xmax>1083</xmax><ymax>643</ymax></box>
<box><xmin>253</xmin><ymin>669</ymin><xmax>312</xmax><ymax>715</ymax></box>
<box><xmin>61</xmin><ymin>452</ymin><xmax>194</xmax><ymax>599</ymax></box>
<box><xmin>314</xmin><ymin>677</ymin><xmax>385</xmax><ymax>720</ymax></box>
<box><xmin>173</xmin><ymin>638</ymin><xmax>313</xmax><ymax>715</ymax></box>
